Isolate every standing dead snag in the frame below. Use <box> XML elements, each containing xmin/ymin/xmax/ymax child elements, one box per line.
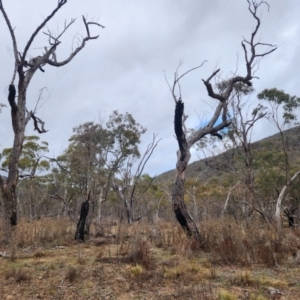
<box><xmin>168</xmin><ymin>0</ymin><xmax>276</xmax><ymax>244</ymax></box>
<box><xmin>75</xmin><ymin>193</ymin><xmax>90</xmax><ymax>241</ymax></box>
<box><xmin>0</xmin><ymin>0</ymin><xmax>103</xmax><ymax>236</ymax></box>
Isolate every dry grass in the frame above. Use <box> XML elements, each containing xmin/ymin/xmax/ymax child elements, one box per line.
<box><xmin>13</xmin><ymin>218</ymin><xmax>74</xmax><ymax>248</ymax></box>
<box><xmin>0</xmin><ymin>217</ymin><xmax>299</xmax><ymax>299</ymax></box>
<box><xmin>200</xmin><ymin>216</ymin><xmax>300</xmax><ymax>267</ymax></box>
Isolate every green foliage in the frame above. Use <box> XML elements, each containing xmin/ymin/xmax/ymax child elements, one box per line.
<box><xmin>258</xmin><ymin>153</ymin><xmax>300</xmax><ymax>204</ymax></box>
<box><xmin>106</xmin><ymin>110</ymin><xmax>146</xmax><ymax>159</ymax></box>
<box><xmin>51</xmin><ymin>111</ymin><xmax>146</xmax><ymax>203</ymax></box>
<box><xmin>216</xmin><ymin>80</ymin><xmax>254</xmax><ymax>96</ymax></box>
<box><xmin>258</xmin><ymin>88</ymin><xmax>300</xmax><ymax>124</ymax></box>
<box><xmin>1</xmin><ymin>135</ymin><xmax>49</xmax><ymax>174</ymax></box>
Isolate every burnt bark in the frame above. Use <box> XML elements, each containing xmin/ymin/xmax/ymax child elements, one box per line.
<box><xmin>8</xmin><ymin>84</ymin><xmax>18</xmax><ymax>134</ymax></box>
<box><xmin>0</xmin><ymin>0</ymin><xmax>102</xmax><ymax>237</ymax></box>
<box><xmin>174</xmin><ymin>100</ymin><xmax>187</xmax><ymax>160</ymax></box>
<box><xmin>284</xmin><ymin>206</ymin><xmax>298</xmax><ymax>228</ymax></box>
<box><xmin>168</xmin><ymin>1</ymin><xmax>276</xmax><ymax>244</ymax></box>
<box><xmin>75</xmin><ymin>197</ymin><xmax>90</xmax><ymax>241</ymax></box>
<box><xmin>172</xmin><ymin>174</ymin><xmax>202</xmax><ymax>242</ymax></box>
<box><xmin>1</xmin><ymin>85</ymin><xmax>27</xmax><ymax>230</ymax></box>
<box><xmin>172</xmin><ymin>101</ymin><xmax>202</xmax><ymax>243</ymax></box>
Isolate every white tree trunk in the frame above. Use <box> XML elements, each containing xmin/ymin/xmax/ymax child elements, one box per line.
<box><xmin>222</xmin><ymin>182</ymin><xmax>239</xmax><ymax>215</ymax></box>
<box><xmin>275</xmin><ymin>171</ymin><xmax>300</xmax><ymax>228</ymax></box>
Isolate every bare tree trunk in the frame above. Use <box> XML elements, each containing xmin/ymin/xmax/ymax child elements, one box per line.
<box><xmin>113</xmin><ymin>183</ymin><xmax>134</xmax><ymax>224</ymax></box>
<box><xmin>96</xmin><ymin>186</ymin><xmax>107</xmax><ymax>229</ymax></box>
<box><xmin>275</xmin><ymin>171</ymin><xmax>300</xmax><ymax>229</ymax></box>
<box><xmin>222</xmin><ymin>183</ymin><xmax>239</xmax><ymax>215</ymax></box>
<box><xmin>154</xmin><ymin>195</ymin><xmax>163</xmax><ymax>222</ymax></box>
<box><xmin>125</xmin><ymin>199</ymin><xmax>134</xmax><ymax>224</ymax></box>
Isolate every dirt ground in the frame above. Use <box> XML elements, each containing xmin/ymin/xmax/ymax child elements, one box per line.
<box><xmin>0</xmin><ymin>219</ymin><xmax>299</xmax><ymax>299</ymax></box>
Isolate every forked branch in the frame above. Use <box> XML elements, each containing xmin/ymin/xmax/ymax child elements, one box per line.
<box><xmin>21</xmin><ymin>0</ymin><xmax>68</xmax><ymax>64</ymax></box>
<box><xmin>46</xmin><ymin>16</ymin><xmax>104</xmax><ymax>67</ymax></box>
<box><xmin>200</xmin><ymin>0</ymin><xmax>276</xmax><ymax>128</ymax></box>
<box><xmin>130</xmin><ymin>133</ymin><xmax>161</xmax><ymax>200</ymax></box>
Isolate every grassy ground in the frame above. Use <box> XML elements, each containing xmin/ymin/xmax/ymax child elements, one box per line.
<box><xmin>0</xmin><ymin>218</ymin><xmax>299</xmax><ymax>299</ymax></box>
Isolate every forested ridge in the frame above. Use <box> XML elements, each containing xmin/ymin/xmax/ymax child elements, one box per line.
<box><xmin>158</xmin><ymin>125</ymin><xmax>300</xmax><ymax>182</ymax></box>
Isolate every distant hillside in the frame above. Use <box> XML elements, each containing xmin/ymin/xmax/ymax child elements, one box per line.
<box><xmin>156</xmin><ymin>125</ymin><xmax>300</xmax><ymax>183</ymax></box>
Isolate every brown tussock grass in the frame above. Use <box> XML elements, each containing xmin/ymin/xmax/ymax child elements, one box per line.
<box><xmin>0</xmin><ymin>217</ymin><xmax>299</xmax><ymax>299</ymax></box>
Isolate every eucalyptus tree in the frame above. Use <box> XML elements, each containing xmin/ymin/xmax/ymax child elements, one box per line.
<box><xmin>47</xmin><ymin>111</ymin><xmax>147</xmax><ymax>236</ymax></box>
<box><xmin>0</xmin><ymin>0</ymin><xmax>103</xmax><ymax>235</ymax></box>
<box><xmin>200</xmin><ymin>81</ymin><xmax>269</xmax><ymax>220</ymax></box>
<box><xmin>167</xmin><ymin>0</ymin><xmax>276</xmax><ymax>243</ymax></box>
<box><xmin>258</xmin><ymin>88</ymin><xmax>300</xmax><ymax>228</ymax></box>
<box><xmin>1</xmin><ymin>136</ymin><xmax>50</xmax><ymax>220</ymax></box>
<box><xmin>46</xmin><ymin>122</ymin><xmax>109</xmax><ymax>221</ymax></box>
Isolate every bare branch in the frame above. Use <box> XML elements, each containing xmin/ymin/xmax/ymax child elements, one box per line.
<box><xmin>201</xmin><ymin>1</ymin><xmax>276</xmax><ymax>113</ymax></box>
<box><xmin>134</xmin><ymin>133</ymin><xmax>161</xmax><ymax>180</ymax></box>
<box><xmin>202</xmin><ymin>69</ymin><xmax>224</xmax><ymax>102</ymax></box>
<box><xmin>176</xmin><ymin>62</ymin><xmax>207</xmax><ymax>84</ymax></box>
<box><xmin>171</xmin><ymin>61</ymin><xmax>207</xmax><ymax>103</ymax></box>
<box><xmin>21</xmin><ymin>0</ymin><xmax>67</xmax><ymax>63</ymax></box>
<box><xmin>83</xmin><ymin>16</ymin><xmax>104</xmax><ymax>38</ymax></box>
<box><xmin>31</xmin><ymin>113</ymin><xmax>48</xmax><ymax>134</ymax></box>
<box><xmin>43</xmin><ymin>18</ymin><xmax>76</xmax><ymax>45</ymax></box>
<box><xmin>45</xmin><ymin>192</ymin><xmax>78</xmax><ymax>217</ymax></box>
<box><xmin>0</xmin><ymin>2</ymin><xmax>19</xmax><ymax>83</ymax></box>
<box><xmin>44</xmin><ymin>156</ymin><xmax>70</xmax><ymax>174</ymax></box>
<box><xmin>136</xmin><ymin>175</ymin><xmax>156</xmax><ymax>199</ymax></box>
<box><xmin>46</xmin><ymin>16</ymin><xmax>104</xmax><ymax>67</ymax></box>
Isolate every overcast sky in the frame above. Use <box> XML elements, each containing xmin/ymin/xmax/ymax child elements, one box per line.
<box><xmin>1</xmin><ymin>0</ymin><xmax>300</xmax><ymax>176</ymax></box>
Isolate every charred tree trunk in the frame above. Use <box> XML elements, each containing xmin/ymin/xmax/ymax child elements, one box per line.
<box><xmin>283</xmin><ymin>206</ymin><xmax>298</xmax><ymax>228</ymax></box>
<box><xmin>75</xmin><ymin>194</ymin><xmax>90</xmax><ymax>241</ymax></box>
<box><xmin>172</xmin><ymin>171</ymin><xmax>202</xmax><ymax>242</ymax></box>
<box><xmin>172</xmin><ymin>101</ymin><xmax>202</xmax><ymax>243</ymax></box>
<box><xmin>0</xmin><ymin>0</ymin><xmax>103</xmax><ymax>238</ymax></box>
<box><xmin>2</xmin><ymin>186</ymin><xmax>17</xmax><ymax>230</ymax></box>
<box><xmin>167</xmin><ymin>0</ymin><xmax>276</xmax><ymax>247</ymax></box>
<box><xmin>1</xmin><ymin>84</ymin><xmax>27</xmax><ymax>235</ymax></box>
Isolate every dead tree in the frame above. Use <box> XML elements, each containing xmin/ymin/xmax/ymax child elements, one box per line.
<box><xmin>0</xmin><ymin>0</ymin><xmax>104</xmax><ymax>237</ymax></box>
<box><xmin>167</xmin><ymin>0</ymin><xmax>276</xmax><ymax>244</ymax></box>
<box><xmin>75</xmin><ymin>192</ymin><xmax>90</xmax><ymax>241</ymax></box>
<box><xmin>283</xmin><ymin>205</ymin><xmax>298</xmax><ymax>228</ymax></box>
<box><xmin>113</xmin><ymin>134</ymin><xmax>160</xmax><ymax>224</ymax></box>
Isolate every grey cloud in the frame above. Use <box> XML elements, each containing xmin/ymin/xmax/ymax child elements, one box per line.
<box><xmin>1</xmin><ymin>0</ymin><xmax>300</xmax><ymax>176</ymax></box>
